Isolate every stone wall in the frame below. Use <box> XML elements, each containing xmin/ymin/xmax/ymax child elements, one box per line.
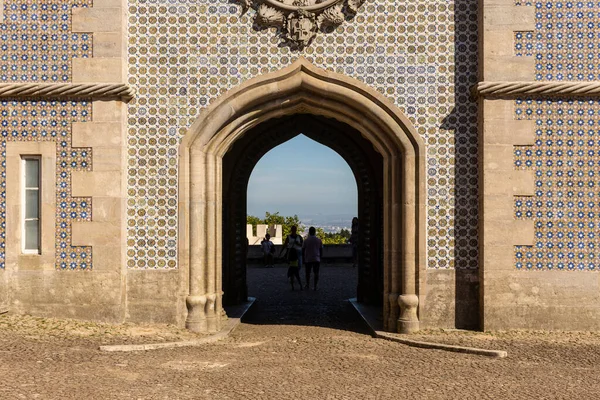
<box><xmin>2</xmin><ymin>0</ymin><xmax>600</xmax><ymax>331</ymax></box>
<box><xmin>478</xmin><ymin>0</ymin><xmax>600</xmax><ymax>330</ymax></box>
<box><xmin>0</xmin><ymin>0</ymin><xmax>187</xmax><ymax>325</ymax></box>
<box><xmin>124</xmin><ymin>0</ymin><xmax>480</xmax><ymax>328</ymax></box>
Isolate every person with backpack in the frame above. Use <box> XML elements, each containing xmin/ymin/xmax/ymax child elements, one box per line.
<box><xmin>280</xmin><ymin>225</ymin><xmax>304</xmax><ymax>270</ymax></box>
<box><xmin>260</xmin><ymin>233</ymin><xmax>275</xmax><ymax>268</ymax></box>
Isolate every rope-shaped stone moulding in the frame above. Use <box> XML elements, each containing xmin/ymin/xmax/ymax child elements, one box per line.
<box><xmin>474</xmin><ymin>81</ymin><xmax>600</xmax><ymax>98</ymax></box>
<box><xmin>241</xmin><ymin>0</ymin><xmax>365</xmax><ymax>48</ymax></box>
<box><xmin>0</xmin><ymin>83</ymin><xmax>134</xmax><ymax>101</ymax></box>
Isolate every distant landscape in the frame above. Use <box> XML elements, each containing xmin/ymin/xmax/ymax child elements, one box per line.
<box><xmin>247</xmin><ymin>212</ymin><xmax>355</xmax><ymax>244</ymax></box>
<box><xmin>297</xmin><ymin>213</ymin><xmax>355</xmax><ymax>233</ymax></box>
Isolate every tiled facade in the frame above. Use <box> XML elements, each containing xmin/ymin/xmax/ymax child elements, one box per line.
<box><xmin>0</xmin><ymin>0</ymin><xmax>91</xmax><ymax>82</ymax></box>
<box><xmin>515</xmin><ymin>99</ymin><xmax>600</xmax><ymax>271</ymax></box>
<box><xmin>1</xmin><ymin>0</ymin><xmax>600</xmax><ymax>331</ymax></box>
<box><xmin>126</xmin><ymin>0</ymin><xmax>480</xmax><ymax>270</ymax></box>
<box><xmin>514</xmin><ymin>1</ymin><xmax>600</xmax><ymax>271</ymax></box>
<box><xmin>515</xmin><ymin>1</ymin><xmax>600</xmax><ymax>81</ymax></box>
<box><xmin>0</xmin><ymin>0</ymin><xmax>481</xmax><ymax>272</ymax></box>
<box><xmin>0</xmin><ymin>101</ymin><xmax>92</xmax><ymax>269</ymax></box>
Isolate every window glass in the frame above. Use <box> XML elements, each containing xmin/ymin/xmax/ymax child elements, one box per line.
<box><xmin>23</xmin><ymin>157</ymin><xmax>41</xmax><ymax>253</ymax></box>
<box><xmin>25</xmin><ymin>158</ymin><xmax>39</xmax><ymax>188</ymax></box>
<box><xmin>25</xmin><ymin>189</ymin><xmax>39</xmax><ymax>219</ymax></box>
<box><xmin>24</xmin><ymin>220</ymin><xmax>39</xmax><ymax>251</ymax></box>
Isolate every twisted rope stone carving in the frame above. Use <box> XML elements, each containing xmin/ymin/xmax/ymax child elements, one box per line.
<box><xmin>474</xmin><ymin>81</ymin><xmax>600</xmax><ymax>98</ymax></box>
<box><xmin>0</xmin><ymin>83</ymin><xmax>134</xmax><ymax>101</ymax></box>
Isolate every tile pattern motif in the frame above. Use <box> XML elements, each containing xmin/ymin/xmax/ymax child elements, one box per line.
<box><xmin>515</xmin><ymin>1</ymin><xmax>600</xmax><ymax>81</ymax></box>
<box><xmin>126</xmin><ymin>0</ymin><xmax>480</xmax><ymax>270</ymax></box>
<box><xmin>514</xmin><ymin>2</ymin><xmax>600</xmax><ymax>271</ymax></box>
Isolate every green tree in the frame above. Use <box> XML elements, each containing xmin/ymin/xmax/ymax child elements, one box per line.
<box><xmin>339</xmin><ymin>228</ymin><xmax>351</xmax><ymax>241</ymax></box>
<box><xmin>247</xmin><ymin>212</ymin><xmax>304</xmax><ymax>239</ymax></box>
<box><xmin>314</xmin><ymin>227</ymin><xmax>352</xmax><ymax>245</ymax></box>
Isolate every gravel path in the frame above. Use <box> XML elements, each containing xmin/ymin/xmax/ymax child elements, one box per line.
<box><xmin>1</xmin><ymin>263</ymin><xmax>600</xmax><ymax>399</ymax></box>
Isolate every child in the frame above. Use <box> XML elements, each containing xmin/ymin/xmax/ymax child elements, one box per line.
<box><xmin>286</xmin><ymin>247</ymin><xmax>303</xmax><ymax>291</ymax></box>
<box><xmin>260</xmin><ymin>233</ymin><xmax>274</xmax><ymax>268</ymax></box>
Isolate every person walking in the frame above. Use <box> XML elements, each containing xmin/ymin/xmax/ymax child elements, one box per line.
<box><xmin>280</xmin><ymin>225</ymin><xmax>304</xmax><ymax>269</ymax></box>
<box><xmin>349</xmin><ymin>217</ymin><xmax>359</xmax><ymax>268</ymax></box>
<box><xmin>286</xmin><ymin>247</ymin><xmax>303</xmax><ymax>291</ymax></box>
<box><xmin>303</xmin><ymin>226</ymin><xmax>323</xmax><ymax>290</ymax></box>
<box><xmin>260</xmin><ymin>233</ymin><xmax>275</xmax><ymax>268</ymax></box>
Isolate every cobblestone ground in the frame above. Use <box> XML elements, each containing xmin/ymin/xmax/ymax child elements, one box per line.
<box><xmin>2</xmin><ymin>263</ymin><xmax>600</xmax><ymax>399</ymax></box>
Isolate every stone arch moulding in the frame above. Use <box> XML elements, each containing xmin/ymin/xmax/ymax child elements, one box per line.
<box><xmin>179</xmin><ymin>57</ymin><xmax>426</xmax><ymax>334</ymax></box>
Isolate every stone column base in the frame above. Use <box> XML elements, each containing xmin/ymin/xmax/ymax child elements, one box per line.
<box><xmin>185</xmin><ymin>293</ymin><xmax>223</xmax><ymax>333</ymax></box>
<box><xmin>398</xmin><ymin>294</ymin><xmax>420</xmax><ymax>334</ymax></box>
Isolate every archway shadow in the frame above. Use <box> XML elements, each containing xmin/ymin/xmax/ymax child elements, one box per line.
<box><xmin>241</xmin><ymin>262</ymin><xmax>372</xmax><ymax>335</ymax></box>
<box><xmin>222</xmin><ymin>114</ymin><xmax>383</xmax><ymax>334</ymax></box>
<box><xmin>221</xmin><ymin>114</ymin><xmax>384</xmax><ymax>335</ymax></box>
<box><xmin>438</xmin><ymin>0</ymin><xmax>480</xmax><ymax>329</ymax></box>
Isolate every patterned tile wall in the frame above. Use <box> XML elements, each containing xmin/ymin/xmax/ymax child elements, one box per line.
<box><xmin>514</xmin><ymin>99</ymin><xmax>600</xmax><ymax>271</ymax></box>
<box><xmin>126</xmin><ymin>0</ymin><xmax>480</xmax><ymax>270</ymax></box>
<box><xmin>0</xmin><ymin>0</ymin><xmax>92</xmax><ymax>82</ymax></box>
<box><xmin>0</xmin><ymin>0</ymin><xmax>93</xmax><ymax>270</ymax></box>
<box><xmin>514</xmin><ymin>1</ymin><xmax>600</xmax><ymax>81</ymax></box>
<box><xmin>0</xmin><ymin>100</ymin><xmax>93</xmax><ymax>269</ymax></box>
<box><xmin>514</xmin><ymin>2</ymin><xmax>600</xmax><ymax>271</ymax></box>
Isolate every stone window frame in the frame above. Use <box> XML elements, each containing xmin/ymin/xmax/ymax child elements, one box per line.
<box><xmin>6</xmin><ymin>142</ymin><xmax>56</xmax><ymax>270</ymax></box>
<box><xmin>20</xmin><ymin>155</ymin><xmax>41</xmax><ymax>255</ymax></box>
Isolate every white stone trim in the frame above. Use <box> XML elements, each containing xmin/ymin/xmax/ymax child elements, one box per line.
<box><xmin>71</xmin><ymin>0</ymin><xmax>126</xmax><ymax>84</ymax></box>
<box><xmin>21</xmin><ymin>156</ymin><xmax>41</xmax><ymax>254</ymax></box>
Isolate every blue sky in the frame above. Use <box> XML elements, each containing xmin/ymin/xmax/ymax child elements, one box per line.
<box><xmin>247</xmin><ymin>134</ymin><xmax>358</xmax><ymax>217</ymax></box>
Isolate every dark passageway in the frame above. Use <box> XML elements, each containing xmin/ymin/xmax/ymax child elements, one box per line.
<box><xmin>222</xmin><ymin>115</ymin><xmax>384</xmax><ymax>315</ymax></box>
<box><xmin>243</xmin><ymin>262</ymin><xmax>370</xmax><ymax>334</ymax></box>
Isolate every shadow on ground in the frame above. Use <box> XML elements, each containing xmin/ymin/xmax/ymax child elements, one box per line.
<box><xmin>242</xmin><ymin>262</ymin><xmax>371</xmax><ymax>334</ymax></box>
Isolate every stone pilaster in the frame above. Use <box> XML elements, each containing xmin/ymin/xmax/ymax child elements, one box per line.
<box><xmin>70</xmin><ymin>101</ymin><xmax>127</xmax><ymax>319</ymax></box>
<box><xmin>478</xmin><ymin>0</ymin><xmax>536</xmax><ymax>330</ymax></box>
<box><xmin>72</xmin><ymin>0</ymin><xmax>126</xmax><ymax>83</ymax></box>
<box><xmin>68</xmin><ymin>2</ymin><xmax>128</xmax><ymax>320</ymax></box>
<box><xmin>480</xmin><ymin>0</ymin><xmax>535</xmax><ymax>81</ymax></box>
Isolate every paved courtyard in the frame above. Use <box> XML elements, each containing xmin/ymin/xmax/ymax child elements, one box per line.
<box><xmin>2</xmin><ymin>263</ymin><xmax>600</xmax><ymax>399</ymax></box>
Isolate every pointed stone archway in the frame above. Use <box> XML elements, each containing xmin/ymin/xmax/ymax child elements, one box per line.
<box><xmin>221</xmin><ymin>114</ymin><xmax>385</xmax><ymax>309</ymax></box>
<box><xmin>179</xmin><ymin>58</ymin><xmax>426</xmax><ymax>334</ymax></box>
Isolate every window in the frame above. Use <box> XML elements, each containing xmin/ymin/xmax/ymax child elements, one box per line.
<box><xmin>22</xmin><ymin>156</ymin><xmax>40</xmax><ymax>254</ymax></box>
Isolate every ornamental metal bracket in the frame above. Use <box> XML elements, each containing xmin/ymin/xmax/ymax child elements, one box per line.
<box><xmin>240</xmin><ymin>0</ymin><xmax>365</xmax><ymax>48</ymax></box>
